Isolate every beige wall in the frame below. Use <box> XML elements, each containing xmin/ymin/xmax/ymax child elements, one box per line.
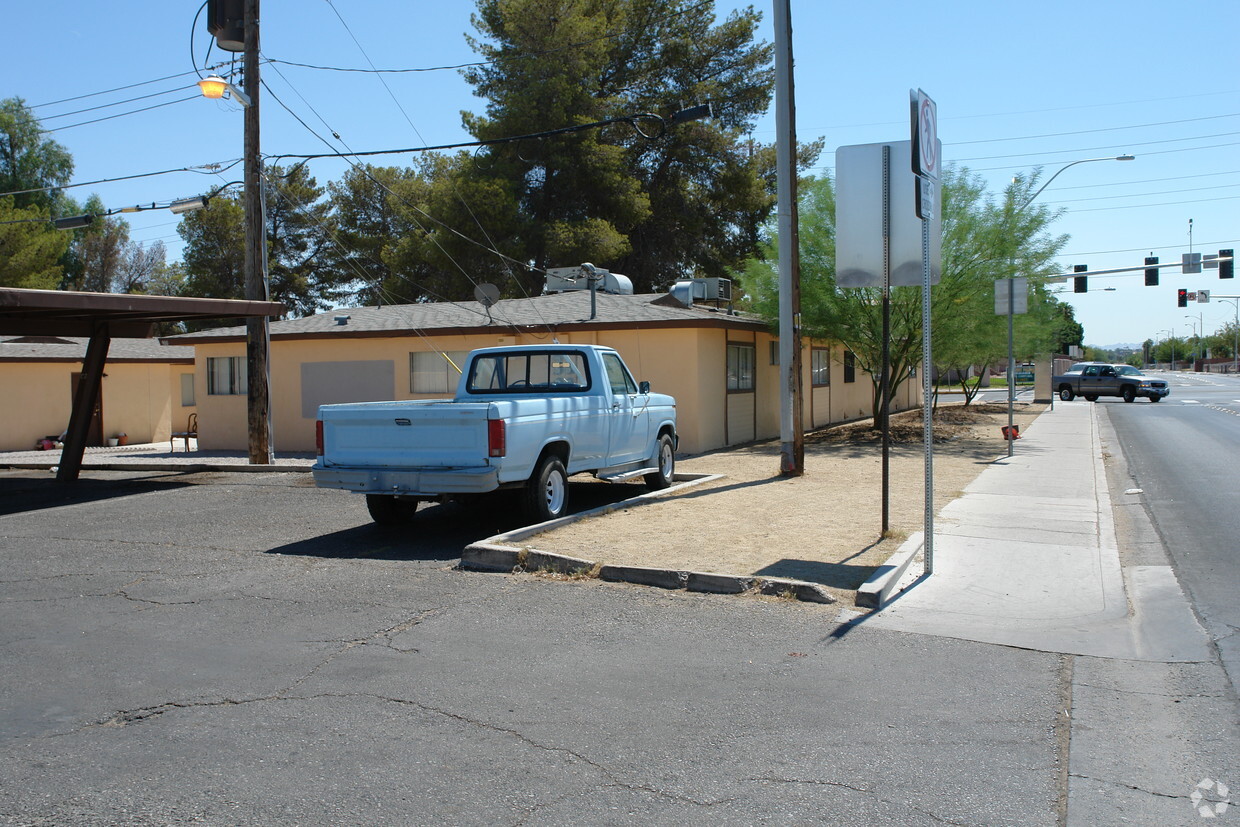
<box><xmin>0</xmin><ymin>360</ymin><xmax>186</xmax><ymax>451</ymax></box>
<box><xmin>191</xmin><ymin>328</ymin><xmax>923</xmax><ymax>457</ymax></box>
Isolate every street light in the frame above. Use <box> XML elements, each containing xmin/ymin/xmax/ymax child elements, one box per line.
<box><xmin>197</xmin><ymin>75</ymin><xmax>251</xmax><ymax>107</ymax></box>
<box><xmin>1184</xmin><ymin>316</ymin><xmax>1200</xmax><ymax>365</ymax></box>
<box><xmin>1003</xmin><ymin>153</ymin><xmax>1135</xmax><ymax>455</ymax></box>
<box><xmin>1018</xmin><ymin>154</ymin><xmax>1135</xmax><ymax>210</ymax></box>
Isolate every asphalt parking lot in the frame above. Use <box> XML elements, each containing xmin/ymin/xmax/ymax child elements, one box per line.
<box><xmin>0</xmin><ymin>468</ymin><xmax>1066</xmax><ymax>826</ymax></box>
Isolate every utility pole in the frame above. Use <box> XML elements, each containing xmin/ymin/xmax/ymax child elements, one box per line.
<box><xmin>243</xmin><ymin>0</ymin><xmax>272</xmax><ymax>463</ymax></box>
<box><xmin>774</xmin><ymin>0</ymin><xmax>803</xmax><ymax>476</ymax></box>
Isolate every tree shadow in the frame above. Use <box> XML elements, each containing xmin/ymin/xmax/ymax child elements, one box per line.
<box><xmin>0</xmin><ymin>474</ymin><xmax>193</xmax><ymax>517</ymax></box>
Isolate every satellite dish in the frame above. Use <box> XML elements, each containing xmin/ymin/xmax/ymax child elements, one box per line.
<box><xmin>474</xmin><ymin>283</ymin><xmax>500</xmax><ymax>307</ymax></box>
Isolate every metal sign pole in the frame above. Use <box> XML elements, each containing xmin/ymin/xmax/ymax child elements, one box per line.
<box><xmin>921</xmin><ymin>213</ymin><xmax>934</xmax><ymax>575</ymax></box>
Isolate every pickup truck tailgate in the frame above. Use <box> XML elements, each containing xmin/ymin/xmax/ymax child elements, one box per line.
<box><xmin>319</xmin><ymin>400</ymin><xmax>493</xmax><ymax>468</ymax></box>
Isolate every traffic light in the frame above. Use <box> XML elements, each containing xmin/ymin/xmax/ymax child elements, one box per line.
<box><xmin>1221</xmin><ymin>249</ymin><xmax>1234</xmax><ymax>280</ymax></box>
<box><xmin>1144</xmin><ymin>256</ymin><xmax>1159</xmax><ymax>286</ymax></box>
<box><xmin>1178</xmin><ymin>288</ymin><xmax>1188</xmax><ymax>308</ymax></box>
<box><xmin>1073</xmin><ymin>264</ymin><xmax>1087</xmax><ymax>293</ymax></box>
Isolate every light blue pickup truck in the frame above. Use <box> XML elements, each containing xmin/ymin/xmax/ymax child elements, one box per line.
<box><xmin>312</xmin><ymin>344</ymin><xmax>677</xmax><ymax>525</ymax></box>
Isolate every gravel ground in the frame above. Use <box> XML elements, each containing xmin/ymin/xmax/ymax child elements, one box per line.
<box><xmin>526</xmin><ymin>401</ymin><xmax>1048</xmax><ymax>604</ymax></box>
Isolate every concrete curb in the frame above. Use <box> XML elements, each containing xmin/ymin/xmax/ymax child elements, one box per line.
<box><xmin>459</xmin><ymin>471</ymin><xmax>836</xmax><ymax>605</ymax></box>
<box><xmin>855</xmin><ymin>533</ymin><xmax>923</xmax><ymax>609</ymax></box>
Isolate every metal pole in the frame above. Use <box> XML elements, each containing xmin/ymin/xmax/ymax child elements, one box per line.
<box><xmin>881</xmin><ymin>145</ymin><xmax>891</xmax><ymax>535</ymax></box>
<box><xmin>1007</xmin><ymin>279</ymin><xmax>1015</xmax><ymax>457</ymax></box>
<box><xmin>921</xmin><ymin>213</ymin><xmax>934</xmax><ymax>574</ymax></box>
<box><xmin>243</xmin><ymin>0</ymin><xmax>272</xmax><ymax>463</ymax></box>
<box><xmin>774</xmin><ymin>0</ymin><xmax>803</xmax><ymax>476</ymax></box>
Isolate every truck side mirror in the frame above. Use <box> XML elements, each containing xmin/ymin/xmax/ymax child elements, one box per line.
<box><xmin>639</xmin><ymin>381</ymin><xmax>651</xmax><ymax>394</ymax></box>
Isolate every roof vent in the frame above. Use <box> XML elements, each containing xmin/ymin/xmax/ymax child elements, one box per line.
<box><xmin>544</xmin><ymin>263</ymin><xmax>634</xmax><ymax>296</ymax></box>
<box><xmin>334</xmin><ymin>315</ymin><xmax>350</xmax><ymax>326</ymax></box>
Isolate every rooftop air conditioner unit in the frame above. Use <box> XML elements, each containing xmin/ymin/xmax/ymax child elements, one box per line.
<box><xmin>702</xmin><ymin>277</ymin><xmax>731</xmax><ymax>301</ymax></box>
<box><xmin>544</xmin><ymin>264</ymin><xmax>634</xmax><ymax>295</ymax></box>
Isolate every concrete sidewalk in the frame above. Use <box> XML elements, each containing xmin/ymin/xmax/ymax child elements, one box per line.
<box><xmin>857</xmin><ymin>400</ymin><xmax>1211</xmax><ymax>662</ymax></box>
<box><xmin>0</xmin><ymin>441</ymin><xmax>315</xmax><ymax>473</ymax></box>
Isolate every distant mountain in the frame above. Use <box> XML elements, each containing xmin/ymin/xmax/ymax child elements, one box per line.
<box><xmin>1095</xmin><ymin>343</ymin><xmax>1141</xmax><ymax>351</ymax></box>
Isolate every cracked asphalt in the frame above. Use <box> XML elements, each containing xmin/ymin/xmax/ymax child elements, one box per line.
<box><xmin>0</xmin><ymin>467</ymin><xmax>1233</xmax><ymax>825</ymax></box>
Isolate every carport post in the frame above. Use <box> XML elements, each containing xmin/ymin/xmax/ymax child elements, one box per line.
<box><xmin>57</xmin><ymin>324</ymin><xmax>110</xmax><ymax>483</ymax></box>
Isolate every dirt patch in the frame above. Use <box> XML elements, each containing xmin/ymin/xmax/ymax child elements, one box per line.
<box><xmin>524</xmin><ymin>401</ymin><xmax>1046</xmax><ymax>605</ymax></box>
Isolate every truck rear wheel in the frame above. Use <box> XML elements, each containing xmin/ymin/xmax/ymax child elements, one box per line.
<box><xmin>1059</xmin><ymin>386</ymin><xmax>1075</xmax><ymax>402</ymax></box>
<box><xmin>644</xmin><ymin>433</ymin><xmax>676</xmax><ymax>490</ymax></box>
<box><xmin>366</xmin><ymin>495</ymin><xmax>419</xmax><ymax>525</ymax></box>
<box><xmin>524</xmin><ymin>455</ymin><xmax>568</xmax><ymax>523</ymax></box>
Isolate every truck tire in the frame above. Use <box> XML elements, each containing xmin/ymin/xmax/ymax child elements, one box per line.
<box><xmin>1059</xmin><ymin>386</ymin><xmax>1075</xmax><ymax>402</ymax></box>
<box><xmin>524</xmin><ymin>455</ymin><xmax>568</xmax><ymax>523</ymax></box>
<box><xmin>1122</xmin><ymin>385</ymin><xmax>1136</xmax><ymax>403</ymax></box>
<box><xmin>1150</xmin><ymin>395</ymin><xmax>1162</xmax><ymax>402</ymax></box>
<box><xmin>1083</xmin><ymin>394</ymin><xmax>1098</xmax><ymax>402</ymax></box>
<box><xmin>366</xmin><ymin>494</ymin><xmax>419</xmax><ymax>525</ymax></box>
<box><xmin>644</xmin><ymin>433</ymin><xmax>676</xmax><ymax>490</ymax></box>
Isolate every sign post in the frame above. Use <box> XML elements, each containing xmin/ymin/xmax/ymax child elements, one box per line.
<box><xmin>912</xmin><ymin>88</ymin><xmax>938</xmax><ymax>575</ymax></box>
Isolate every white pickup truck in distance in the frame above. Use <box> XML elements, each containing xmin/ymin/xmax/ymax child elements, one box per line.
<box><xmin>312</xmin><ymin>344</ymin><xmax>678</xmax><ymax>525</ymax></box>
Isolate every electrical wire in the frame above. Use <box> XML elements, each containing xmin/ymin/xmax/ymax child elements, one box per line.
<box><xmin>948</xmin><ymin>113</ymin><xmax>1240</xmax><ymax>147</ymax></box>
<box><xmin>0</xmin><ymin>160</ymin><xmax>241</xmax><ymax>200</ymax></box>
<box><xmin>38</xmin><ymin>96</ymin><xmax>201</xmax><ymax>134</ymax></box>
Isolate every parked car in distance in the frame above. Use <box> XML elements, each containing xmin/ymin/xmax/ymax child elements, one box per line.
<box><xmin>1052</xmin><ymin>362</ymin><xmax>1170</xmax><ymax>403</ymax></box>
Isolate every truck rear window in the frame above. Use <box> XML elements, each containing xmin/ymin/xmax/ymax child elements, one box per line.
<box><xmin>466</xmin><ymin>351</ymin><xmax>591</xmax><ymax>393</ymax></box>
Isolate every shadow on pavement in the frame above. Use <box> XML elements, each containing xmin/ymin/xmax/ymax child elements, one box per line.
<box><xmin>755</xmin><ymin>558</ymin><xmax>879</xmax><ymax>591</ymax></box>
<box><xmin>270</xmin><ymin>480</ymin><xmax>644</xmax><ymax>562</ymax></box>
<box><xmin>0</xmin><ymin>473</ymin><xmax>193</xmax><ymax>517</ymax></box>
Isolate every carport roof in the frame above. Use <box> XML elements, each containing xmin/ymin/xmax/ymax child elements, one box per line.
<box><xmin>164</xmin><ymin>291</ymin><xmax>765</xmax><ymax>343</ymax></box>
<box><xmin>0</xmin><ymin>287</ymin><xmax>285</xmax><ymax>338</ymax></box>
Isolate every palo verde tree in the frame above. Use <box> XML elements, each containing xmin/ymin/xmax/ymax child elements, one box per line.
<box><xmin>746</xmin><ymin>166</ymin><xmax>1068</xmax><ymax>424</ymax></box>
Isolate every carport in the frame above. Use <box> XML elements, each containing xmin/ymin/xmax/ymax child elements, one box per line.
<box><xmin>0</xmin><ymin>287</ymin><xmax>284</xmax><ymax>482</ymax></box>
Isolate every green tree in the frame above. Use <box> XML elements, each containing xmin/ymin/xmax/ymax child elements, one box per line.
<box><xmin>747</xmin><ymin>166</ymin><xmax>1067</xmax><ymax>423</ymax></box>
<box><xmin>178</xmin><ymin>165</ymin><xmax>340</xmax><ymax>317</ymax></box>
<box><xmin>0</xmin><ymin>97</ymin><xmax>73</xmax><ymax>214</ymax></box>
<box><xmin>0</xmin><ymin>196</ymin><xmax>68</xmax><ymax>289</ymax></box>
<box><xmin>452</xmin><ymin>0</ymin><xmax>794</xmax><ymax>298</ymax></box>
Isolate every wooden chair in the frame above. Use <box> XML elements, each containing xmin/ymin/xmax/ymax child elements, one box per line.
<box><xmin>171</xmin><ymin>412</ymin><xmax>198</xmax><ymax>452</ymax></box>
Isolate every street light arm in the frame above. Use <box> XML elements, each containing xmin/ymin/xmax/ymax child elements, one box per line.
<box><xmin>1018</xmin><ymin>155</ymin><xmax>1135</xmax><ymax>210</ymax></box>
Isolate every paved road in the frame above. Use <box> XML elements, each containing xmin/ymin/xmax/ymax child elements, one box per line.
<box><xmin>1101</xmin><ymin>370</ymin><xmax>1240</xmax><ymax>695</ymax></box>
<box><xmin>1</xmin><ymin>416</ymin><xmax>1235</xmax><ymax>825</ymax></box>
<box><xmin>0</xmin><ymin>469</ymin><xmax>1062</xmax><ymax>825</ymax></box>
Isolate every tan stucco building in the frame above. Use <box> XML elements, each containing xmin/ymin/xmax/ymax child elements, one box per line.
<box><xmin>0</xmin><ymin>336</ymin><xmax>196</xmax><ymax>452</ymax></box>
<box><xmin>166</xmin><ymin>291</ymin><xmax>919</xmax><ymax>456</ymax></box>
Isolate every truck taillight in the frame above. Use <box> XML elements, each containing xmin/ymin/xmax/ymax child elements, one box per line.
<box><xmin>488</xmin><ymin>419</ymin><xmax>506</xmax><ymax>458</ymax></box>
<box><xmin>316</xmin><ymin>420</ymin><xmax>324</xmax><ymax>456</ymax></box>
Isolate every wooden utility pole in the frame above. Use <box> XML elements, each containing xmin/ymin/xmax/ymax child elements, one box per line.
<box><xmin>774</xmin><ymin>0</ymin><xmax>803</xmax><ymax>476</ymax></box>
<box><xmin>243</xmin><ymin>0</ymin><xmax>272</xmax><ymax>463</ymax></box>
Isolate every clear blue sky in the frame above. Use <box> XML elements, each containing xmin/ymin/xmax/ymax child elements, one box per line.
<box><xmin>5</xmin><ymin>1</ymin><xmax>1237</xmax><ymax>348</ymax></box>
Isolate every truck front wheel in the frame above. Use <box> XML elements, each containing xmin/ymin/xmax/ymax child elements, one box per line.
<box><xmin>644</xmin><ymin>433</ymin><xmax>676</xmax><ymax>490</ymax></box>
<box><xmin>524</xmin><ymin>456</ymin><xmax>569</xmax><ymax>523</ymax></box>
<box><xmin>366</xmin><ymin>494</ymin><xmax>419</xmax><ymax>525</ymax></box>
<box><xmin>1059</xmin><ymin>386</ymin><xmax>1075</xmax><ymax>402</ymax></box>
<box><xmin>1122</xmin><ymin>385</ymin><xmax>1136</xmax><ymax>403</ymax></box>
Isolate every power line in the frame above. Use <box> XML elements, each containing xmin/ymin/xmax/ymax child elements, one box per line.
<box><xmin>947</xmin><ymin>113</ymin><xmax>1240</xmax><ymax>146</ymax></box>
<box><xmin>0</xmin><ymin>160</ymin><xmax>241</xmax><ymax>200</ymax></box>
<box><xmin>38</xmin><ymin>95</ymin><xmax>200</xmax><ymax>133</ymax></box>
<box><xmin>953</xmin><ymin>130</ymin><xmax>1240</xmax><ymax>163</ymax></box>
<box><xmin>1041</xmin><ymin>183</ymin><xmax>1240</xmax><ymax>205</ymax></box>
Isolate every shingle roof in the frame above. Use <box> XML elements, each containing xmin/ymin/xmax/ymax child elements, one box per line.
<box><xmin>0</xmin><ymin>336</ymin><xmax>195</xmax><ymax>362</ymax></box>
<box><xmin>165</xmin><ymin>292</ymin><xmax>768</xmax><ymax>343</ymax></box>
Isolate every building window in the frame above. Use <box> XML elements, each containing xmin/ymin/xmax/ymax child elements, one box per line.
<box><xmin>180</xmin><ymin>373</ymin><xmax>196</xmax><ymax>406</ymax></box>
<box><xmin>811</xmin><ymin>349</ymin><xmax>831</xmax><ymax>387</ymax></box>
<box><xmin>206</xmin><ymin>356</ymin><xmax>246</xmax><ymax>395</ymax></box>
<box><xmin>769</xmin><ymin>340</ymin><xmax>780</xmax><ymax>366</ymax></box>
<box><xmin>411</xmin><ymin>350</ymin><xmax>467</xmax><ymax>394</ymax></box>
<box><xmin>727</xmin><ymin>343</ymin><xmax>755</xmax><ymax>392</ymax></box>
<box><xmin>843</xmin><ymin>350</ymin><xmax>856</xmax><ymax>383</ymax></box>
